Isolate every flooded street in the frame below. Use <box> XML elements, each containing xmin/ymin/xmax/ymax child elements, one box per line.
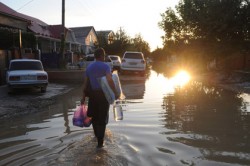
<box><xmin>0</xmin><ymin>70</ymin><xmax>250</xmax><ymax>166</ymax></box>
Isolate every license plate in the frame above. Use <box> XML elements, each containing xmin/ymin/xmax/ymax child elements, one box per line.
<box><xmin>21</xmin><ymin>75</ymin><xmax>36</xmax><ymax>80</ymax></box>
<box><xmin>129</xmin><ymin>62</ymin><xmax>137</xmax><ymax>65</ymax></box>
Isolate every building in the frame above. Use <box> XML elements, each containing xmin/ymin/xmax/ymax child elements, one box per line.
<box><xmin>69</xmin><ymin>26</ymin><xmax>98</xmax><ymax>55</ymax></box>
<box><xmin>96</xmin><ymin>30</ymin><xmax>115</xmax><ymax>45</ymax></box>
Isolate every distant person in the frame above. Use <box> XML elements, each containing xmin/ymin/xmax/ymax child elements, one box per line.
<box><xmin>82</xmin><ymin>47</ymin><xmax>117</xmax><ymax>148</ymax></box>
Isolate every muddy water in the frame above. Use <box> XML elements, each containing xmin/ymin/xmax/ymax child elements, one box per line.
<box><xmin>0</xmin><ymin>70</ymin><xmax>250</xmax><ymax>166</ymax></box>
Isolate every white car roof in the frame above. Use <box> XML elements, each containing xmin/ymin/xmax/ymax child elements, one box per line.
<box><xmin>10</xmin><ymin>59</ymin><xmax>41</xmax><ymax>62</ymax></box>
<box><xmin>108</xmin><ymin>55</ymin><xmax>119</xmax><ymax>57</ymax></box>
<box><xmin>124</xmin><ymin>51</ymin><xmax>143</xmax><ymax>54</ymax></box>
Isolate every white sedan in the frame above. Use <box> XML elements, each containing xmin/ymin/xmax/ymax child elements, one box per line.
<box><xmin>6</xmin><ymin>59</ymin><xmax>48</xmax><ymax>93</ymax></box>
<box><xmin>108</xmin><ymin>55</ymin><xmax>121</xmax><ymax>71</ymax></box>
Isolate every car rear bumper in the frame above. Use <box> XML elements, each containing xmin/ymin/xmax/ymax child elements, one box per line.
<box><xmin>113</xmin><ymin>66</ymin><xmax>120</xmax><ymax>70</ymax></box>
<box><xmin>8</xmin><ymin>82</ymin><xmax>48</xmax><ymax>88</ymax></box>
<box><xmin>120</xmin><ymin>66</ymin><xmax>145</xmax><ymax>71</ymax></box>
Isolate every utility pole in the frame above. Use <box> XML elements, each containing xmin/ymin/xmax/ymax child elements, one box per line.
<box><xmin>19</xmin><ymin>29</ymin><xmax>22</xmax><ymax>58</ymax></box>
<box><xmin>60</xmin><ymin>0</ymin><xmax>65</xmax><ymax>60</ymax></box>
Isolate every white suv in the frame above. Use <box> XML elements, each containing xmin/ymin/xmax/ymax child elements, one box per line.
<box><xmin>120</xmin><ymin>51</ymin><xmax>146</xmax><ymax>75</ymax></box>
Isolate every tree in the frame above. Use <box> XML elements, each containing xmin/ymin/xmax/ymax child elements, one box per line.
<box><xmin>103</xmin><ymin>28</ymin><xmax>151</xmax><ymax>57</ymax></box>
<box><xmin>177</xmin><ymin>0</ymin><xmax>249</xmax><ymax>42</ymax></box>
<box><xmin>0</xmin><ymin>29</ymin><xmax>36</xmax><ymax>49</ymax></box>
<box><xmin>158</xmin><ymin>0</ymin><xmax>250</xmax><ymax>70</ymax></box>
<box><xmin>132</xmin><ymin>34</ymin><xmax>150</xmax><ymax>57</ymax></box>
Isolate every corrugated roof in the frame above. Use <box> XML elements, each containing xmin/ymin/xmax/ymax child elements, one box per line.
<box><xmin>49</xmin><ymin>25</ymin><xmax>78</xmax><ymax>43</ymax></box>
<box><xmin>0</xmin><ymin>2</ymin><xmax>51</xmax><ymax>36</ymax></box>
<box><xmin>49</xmin><ymin>25</ymin><xmax>65</xmax><ymax>39</ymax></box>
<box><xmin>0</xmin><ymin>2</ymin><xmax>29</xmax><ymax>22</ymax></box>
<box><xmin>0</xmin><ymin>2</ymin><xmax>93</xmax><ymax>45</ymax></box>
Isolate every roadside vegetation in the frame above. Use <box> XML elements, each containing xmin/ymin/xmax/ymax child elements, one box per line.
<box><xmin>98</xmin><ymin>27</ymin><xmax>151</xmax><ymax>58</ymax></box>
<box><xmin>154</xmin><ymin>0</ymin><xmax>250</xmax><ymax>73</ymax></box>
<box><xmin>2</xmin><ymin>0</ymin><xmax>249</xmax><ymax>75</ymax></box>
<box><xmin>0</xmin><ymin>29</ymin><xmax>36</xmax><ymax>49</ymax></box>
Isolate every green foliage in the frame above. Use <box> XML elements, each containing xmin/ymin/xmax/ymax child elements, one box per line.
<box><xmin>101</xmin><ymin>28</ymin><xmax>151</xmax><ymax>57</ymax></box>
<box><xmin>0</xmin><ymin>29</ymin><xmax>16</xmax><ymax>49</ymax></box>
<box><xmin>21</xmin><ymin>32</ymin><xmax>37</xmax><ymax>48</ymax></box>
<box><xmin>151</xmin><ymin>47</ymin><xmax>170</xmax><ymax>62</ymax></box>
<box><xmin>177</xmin><ymin>0</ymin><xmax>249</xmax><ymax>42</ymax></box>
<box><xmin>132</xmin><ymin>34</ymin><xmax>150</xmax><ymax>57</ymax></box>
<box><xmin>0</xmin><ymin>29</ymin><xmax>36</xmax><ymax>49</ymax></box>
<box><xmin>158</xmin><ymin>0</ymin><xmax>250</xmax><ymax>67</ymax></box>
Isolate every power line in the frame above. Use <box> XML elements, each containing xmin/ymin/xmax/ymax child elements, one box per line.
<box><xmin>74</xmin><ymin>0</ymin><xmax>95</xmax><ymax>16</ymax></box>
<box><xmin>15</xmin><ymin>0</ymin><xmax>35</xmax><ymax>12</ymax></box>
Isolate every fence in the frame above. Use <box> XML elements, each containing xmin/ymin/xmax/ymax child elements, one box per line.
<box><xmin>41</xmin><ymin>53</ymin><xmax>60</xmax><ymax>69</ymax></box>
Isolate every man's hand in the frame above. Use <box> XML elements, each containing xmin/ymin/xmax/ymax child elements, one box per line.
<box><xmin>115</xmin><ymin>92</ymin><xmax>120</xmax><ymax>100</ymax></box>
<box><xmin>81</xmin><ymin>98</ymin><xmax>85</xmax><ymax>105</ymax></box>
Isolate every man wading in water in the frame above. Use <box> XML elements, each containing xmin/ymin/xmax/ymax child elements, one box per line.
<box><xmin>82</xmin><ymin>48</ymin><xmax>117</xmax><ymax>148</ymax></box>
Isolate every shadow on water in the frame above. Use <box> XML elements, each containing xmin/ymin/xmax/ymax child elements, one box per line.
<box><xmin>0</xmin><ymin>84</ymin><xmax>129</xmax><ymax>166</ymax></box>
<box><xmin>49</xmin><ymin>129</ymin><xmax>128</xmax><ymax>166</ymax></box>
<box><xmin>162</xmin><ymin>81</ymin><xmax>250</xmax><ymax>165</ymax></box>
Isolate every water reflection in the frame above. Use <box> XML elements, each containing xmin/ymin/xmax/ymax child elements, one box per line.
<box><xmin>120</xmin><ymin>76</ymin><xmax>146</xmax><ymax>100</ymax></box>
<box><xmin>2</xmin><ymin>69</ymin><xmax>250</xmax><ymax>165</ymax></box>
<box><xmin>162</xmin><ymin>80</ymin><xmax>250</xmax><ymax>164</ymax></box>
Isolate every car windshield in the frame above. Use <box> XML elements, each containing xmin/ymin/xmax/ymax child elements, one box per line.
<box><xmin>10</xmin><ymin>61</ymin><xmax>43</xmax><ymax>70</ymax></box>
<box><xmin>124</xmin><ymin>53</ymin><xmax>143</xmax><ymax>59</ymax></box>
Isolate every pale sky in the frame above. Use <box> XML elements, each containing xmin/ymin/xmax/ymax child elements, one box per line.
<box><xmin>0</xmin><ymin>0</ymin><xmax>179</xmax><ymax>51</ymax></box>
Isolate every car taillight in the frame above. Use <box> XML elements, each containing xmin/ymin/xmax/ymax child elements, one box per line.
<box><xmin>37</xmin><ymin>75</ymin><xmax>47</xmax><ymax>80</ymax></box>
<box><xmin>141</xmin><ymin>60</ymin><xmax>145</xmax><ymax>64</ymax></box>
<box><xmin>9</xmin><ymin>76</ymin><xmax>20</xmax><ymax>81</ymax></box>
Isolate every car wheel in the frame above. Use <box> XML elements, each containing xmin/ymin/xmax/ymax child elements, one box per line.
<box><xmin>41</xmin><ymin>86</ymin><xmax>47</xmax><ymax>93</ymax></box>
<box><xmin>8</xmin><ymin>86</ymin><xmax>14</xmax><ymax>94</ymax></box>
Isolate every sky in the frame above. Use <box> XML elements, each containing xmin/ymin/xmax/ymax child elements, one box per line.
<box><xmin>0</xmin><ymin>0</ymin><xmax>179</xmax><ymax>51</ymax></box>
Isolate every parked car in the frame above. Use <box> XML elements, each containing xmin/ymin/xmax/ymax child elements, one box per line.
<box><xmin>120</xmin><ymin>51</ymin><xmax>146</xmax><ymax>75</ymax></box>
<box><xmin>108</xmin><ymin>55</ymin><xmax>121</xmax><ymax>71</ymax></box>
<box><xmin>6</xmin><ymin>59</ymin><xmax>48</xmax><ymax>93</ymax></box>
<box><xmin>78</xmin><ymin>54</ymin><xmax>113</xmax><ymax>71</ymax></box>
<box><xmin>78</xmin><ymin>54</ymin><xmax>95</xmax><ymax>68</ymax></box>
<box><xmin>105</xmin><ymin>55</ymin><xmax>114</xmax><ymax>71</ymax></box>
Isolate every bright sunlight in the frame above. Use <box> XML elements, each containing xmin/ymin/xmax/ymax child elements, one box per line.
<box><xmin>170</xmin><ymin>70</ymin><xmax>191</xmax><ymax>87</ymax></box>
<box><xmin>145</xmin><ymin>70</ymin><xmax>191</xmax><ymax>99</ymax></box>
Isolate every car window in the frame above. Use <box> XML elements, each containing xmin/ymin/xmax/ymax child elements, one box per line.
<box><xmin>10</xmin><ymin>61</ymin><xmax>43</xmax><ymax>70</ymax></box>
<box><xmin>105</xmin><ymin>57</ymin><xmax>111</xmax><ymax>62</ymax></box>
<box><xmin>86</xmin><ymin>56</ymin><xmax>95</xmax><ymax>61</ymax></box>
<box><xmin>110</xmin><ymin>57</ymin><xmax>118</xmax><ymax>60</ymax></box>
<box><xmin>124</xmin><ymin>53</ymin><xmax>143</xmax><ymax>59</ymax></box>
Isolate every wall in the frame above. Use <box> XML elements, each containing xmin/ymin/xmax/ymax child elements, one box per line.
<box><xmin>47</xmin><ymin>70</ymin><xmax>84</xmax><ymax>83</ymax></box>
<box><xmin>0</xmin><ymin>50</ymin><xmax>8</xmax><ymax>85</ymax></box>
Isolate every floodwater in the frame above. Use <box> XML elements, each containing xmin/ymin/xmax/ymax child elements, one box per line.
<box><xmin>0</xmin><ymin>70</ymin><xmax>250</xmax><ymax>166</ymax></box>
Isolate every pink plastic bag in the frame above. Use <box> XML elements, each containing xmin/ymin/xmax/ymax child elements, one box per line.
<box><xmin>73</xmin><ymin>105</ymin><xmax>92</xmax><ymax>127</ymax></box>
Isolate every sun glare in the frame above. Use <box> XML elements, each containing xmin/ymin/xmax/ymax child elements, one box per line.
<box><xmin>171</xmin><ymin>70</ymin><xmax>191</xmax><ymax>87</ymax></box>
<box><xmin>145</xmin><ymin>70</ymin><xmax>191</xmax><ymax>99</ymax></box>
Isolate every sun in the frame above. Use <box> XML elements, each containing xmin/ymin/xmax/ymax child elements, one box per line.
<box><xmin>171</xmin><ymin>70</ymin><xmax>191</xmax><ymax>87</ymax></box>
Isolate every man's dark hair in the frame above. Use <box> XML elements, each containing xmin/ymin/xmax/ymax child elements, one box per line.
<box><xmin>94</xmin><ymin>47</ymin><xmax>105</xmax><ymax>59</ymax></box>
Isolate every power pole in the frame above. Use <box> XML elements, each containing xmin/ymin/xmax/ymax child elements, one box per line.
<box><xmin>60</xmin><ymin>0</ymin><xmax>65</xmax><ymax>60</ymax></box>
<box><xmin>19</xmin><ymin>29</ymin><xmax>22</xmax><ymax>58</ymax></box>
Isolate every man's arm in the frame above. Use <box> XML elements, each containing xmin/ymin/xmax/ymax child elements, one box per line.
<box><xmin>106</xmin><ymin>73</ymin><xmax>119</xmax><ymax>99</ymax></box>
<box><xmin>81</xmin><ymin>76</ymin><xmax>88</xmax><ymax>104</ymax></box>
